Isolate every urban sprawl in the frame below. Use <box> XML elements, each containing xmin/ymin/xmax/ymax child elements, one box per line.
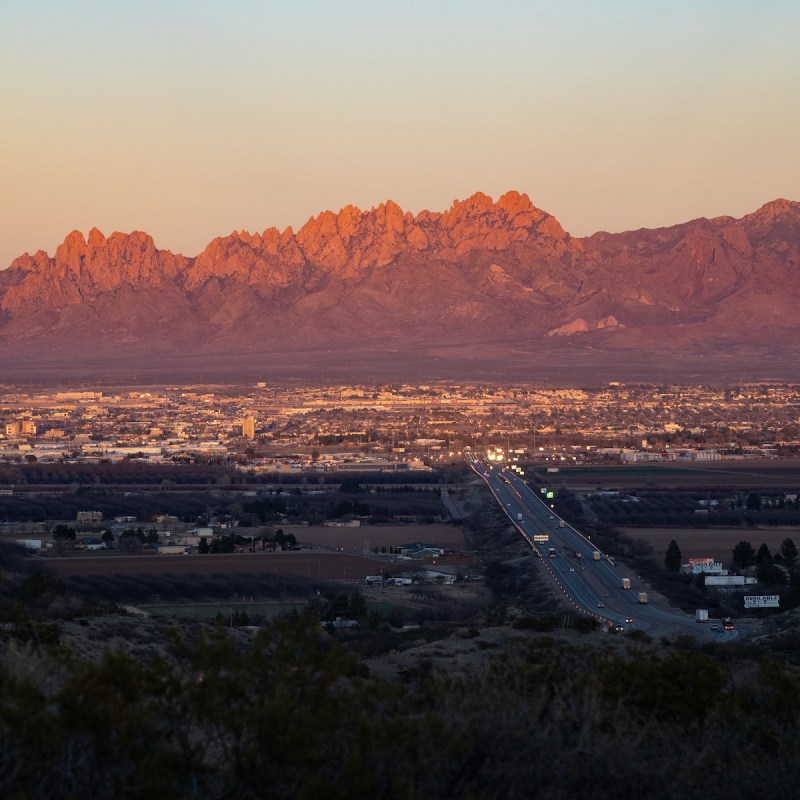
<box><xmin>2</xmin><ymin>382</ymin><xmax>800</xmax><ymax>469</ymax></box>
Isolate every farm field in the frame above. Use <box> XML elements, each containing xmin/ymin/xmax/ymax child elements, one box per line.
<box><xmin>621</xmin><ymin>526</ymin><xmax>800</xmax><ymax>568</ymax></box>
<box><xmin>545</xmin><ymin>459</ymin><xmax>800</xmax><ymax>490</ymax></box>
<box><xmin>285</xmin><ymin>523</ymin><xmax>465</xmax><ymax>552</ymax></box>
<box><xmin>44</xmin><ymin>551</ymin><xmax>400</xmax><ymax>581</ymax></box>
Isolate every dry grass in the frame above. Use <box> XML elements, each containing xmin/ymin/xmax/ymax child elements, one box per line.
<box><xmin>549</xmin><ymin>459</ymin><xmax>800</xmax><ymax>490</ymax></box>
<box><xmin>284</xmin><ymin>523</ymin><xmax>465</xmax><ymax>551</ymax></box>
<box><xmin>44</xmin><ymin>551</ymin><xmax>403</xmax><ymax>580</ymax></box>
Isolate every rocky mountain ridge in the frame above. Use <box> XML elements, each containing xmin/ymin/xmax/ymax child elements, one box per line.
<box><xmin>2</xmin><ymin>192</ymin><xmax>799</xmax><ymax>380</ymax></box>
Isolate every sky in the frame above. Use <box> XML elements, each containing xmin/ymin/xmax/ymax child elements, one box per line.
<box><xmin>2</xmin><ymin>0</ymin><xmax>799</xmax><ymax>267</ymax></box>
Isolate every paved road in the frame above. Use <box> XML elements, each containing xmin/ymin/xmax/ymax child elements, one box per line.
<box><xmin>469</xmin><ymin>454</ymin><xmax>742</xmax><ymax>641</ymax></box>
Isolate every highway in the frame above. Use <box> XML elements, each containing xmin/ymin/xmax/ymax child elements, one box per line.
<box><xmin>468</xmin><ymin>453</ymin><xmax>739</xmax><ymax>641</ymax></box>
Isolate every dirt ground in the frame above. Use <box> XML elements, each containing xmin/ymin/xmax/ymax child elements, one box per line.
<box><xmin>621</xmin><ymin>526</ymin><xmax>800</xmax><ymax>568</ymax></box>
<box><xmin>545</xmin><ymin>459</ymin><xmax>800</xmax><ymax>491</ymax></box>
<box><xmin>42</xmin><ymin>547</ymin><xmax>477</xmax><ymax>580</ymax></box>
<box><xmin>43</xmin><ymin>551</ymin><xmax>402</xmax><ymax>580</ymax></box>
<box><xmin>284</xmin><ymin>523</ymin><xmax>465</xmax><ymax>551</ymax></box>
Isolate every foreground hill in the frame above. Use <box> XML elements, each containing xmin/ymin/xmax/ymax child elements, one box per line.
<box><xmin>2</xmin><ymin>192</ymin><xmax>799</xmax><ymax>381</ymax></box>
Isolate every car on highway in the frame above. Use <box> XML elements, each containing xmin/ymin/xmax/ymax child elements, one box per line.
<box><xmin>711</xmin><ymin>625</ymin><xmax>720</xmax><ymax>631</ymax></box>
<box><xmin>613</xmin><ymin>625</ymin><xmax>625</xmax><ymax>632</ymax></box>
<box><xmin>625</xmin><ymin>617</ymin><xmax>633</xmax><ymax>624</ymax></box>
<box><xmin>569</xmin><ymin>567</ymin><xmax>575</xmax><ymax>572</ymax></box>
<box><xmin>597</xmin><ymin>602</ymin><xmax>605</xmax><ymax>608</ymax></box>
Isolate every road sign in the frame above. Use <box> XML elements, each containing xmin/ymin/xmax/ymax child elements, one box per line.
<box><xmin>546</xmin><ymin>491</ymin><xmax>555</xmax><ymax>499</ymax></box>
<box><xmin>744</xmin><ymin>595</ymin><xmax>780</xmax><ymax>608</ymax></box>
<box><xmin>533</xmin><ymin>534</ymin><xmax>549</xmax><ymax>542</ymax></box>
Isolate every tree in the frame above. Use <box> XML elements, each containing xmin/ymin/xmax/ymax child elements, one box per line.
<box><xmin>664</xmin><ymin>540</ymin><xmax>682</xmax><ymax>573</ymax></box>
<box><xmin>695</xmin><ymin>572</ymin><xmax>706</xmax><ymax>590</ymax></box>
<box><xmin>757</xmin><ymin>559</ymin><xmax>786</xmax><ymax>586</ymax></box>
<box><xmin>118</xmin><ymin>533</ymin><xmax>141</xmax><ymax>554</ymax></box>
<box><xmin>732</xmin><ymin>540</ymin><xmax>756</xmax><ymax>571</ymax></box>
<box><xmin>746</xmin><ymin>493</ymin><xmax>762</xmax><ymax>511</ymax></box>
<box><xmin>126</xmin><ymin>527</ymin><xmax>146</xmax><ymax>542</ymax></box>
<box><xmin>780</xmin><ymin>537</ymin><xmax>798</xmax><ymax>569</ymax></box>
<box><xmin>274</xmin><ymin>530</ymin><xmax>296</xmax><ymax>549</ymax></box>
<box><xmin>346</xmin><ymin>592</ymin><xmax>368</xmax><ymax>619</ymax></box>
<box><xmin>52</xmin><ymin>524</ymin><xmax>75</xmax><ymax>540</ymax></box>
<box><xmin>198</xmin><ymin>537</ymin><xmax>209</xmax><ymax>554</ymax></box>
<box><xmin>756</xmin><ymin>543</ymin><xmax>772</xmax><ymax>565</ymax></box>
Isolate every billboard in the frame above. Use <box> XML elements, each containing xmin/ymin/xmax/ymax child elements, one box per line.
<box><xmin>744</xmin><ymin>595</ymin><xmax>780</xmax><ymax>608</ymax></box>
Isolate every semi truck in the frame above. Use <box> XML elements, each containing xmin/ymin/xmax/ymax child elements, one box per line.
<box><xmin>516</xmin><ymin>512</ymin><xmax>523</xmax><ymax>522</ymax></box>
<box><xmin>548</xmin><ymin>547</ymin><xmax>557</xmax><ymax>558</ymax></box>
<box><xmin>637</xmin><ymin>592</ymin><xmax>648</xmax><ymax>604</ymax></box>
<box><xmin>558</xmin><ymin>520</ymin><xmax>565</xmax><ymax>528</ymax></box>
<box><xmin>622</xmin><ymin>578</ymin><xmax>631</xmax><ymax>590</ymax></box>
<box><xmin>592</xmin><ymin>551</ymin><xmax>601</xmax><ymax>561</ymax></box>
<box><xmin>695</xmin><ymin>609</ymin><xmax>709</xmax><ymax>623</ymax></box>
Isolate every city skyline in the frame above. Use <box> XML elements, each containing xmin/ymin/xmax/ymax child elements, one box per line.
<box><xmin>2</xmin><ymin>1</ymin><xmax>799</xmax><ymax>268</ymax></box>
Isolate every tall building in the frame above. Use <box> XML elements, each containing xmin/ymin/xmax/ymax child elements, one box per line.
<box><xmin>4</xmin><ymin>420</ymin><xmax>36</xmax><ymax>436</ymax></box>
<box><xmin>242</xmin><ymin>417</ymin><xmax>256</xmax><ymax>439</ymax></box>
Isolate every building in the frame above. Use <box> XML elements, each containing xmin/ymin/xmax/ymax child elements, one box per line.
<box><xmin>705</xmin><ymin>575</ymin><xmax>758</xmax><ymax>588</ymax></box>
<box><xmin>242</xmin><ymin>417</ymin><xmax>256</xmax><ymax>439</ymax></box>
<box><xmin>76</xmin><ymin>511</ymin><xmax>103</xmax><ymax>523</ymax></box>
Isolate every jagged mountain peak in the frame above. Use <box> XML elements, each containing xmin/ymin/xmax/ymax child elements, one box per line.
<box><xmin>1</xmin><ymin>194</ymin><xmax>800</xmax><ymax>379</ymax></box>
<box><xmin>751</xmin><ymin>197</ymin><xmax>799</xmax><ymax>218</ymax></box>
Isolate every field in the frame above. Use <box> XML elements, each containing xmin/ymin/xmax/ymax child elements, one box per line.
<box><xmin>285</xmin><ymin>523</ymin><xmax>465</xmax><ymax>552</ymax></box>
<box><xmin>44</xmin><ymin>551</ymin><xmax>400</xmax><ymax>580</ymax></box>
<box><xmin>546</xmin><ymin>459</ymin><xmax>800</xmax><ymax>490</ymax></box>
<box><xmin>621</xmin><ymin>526</ymin><xmax>800</xmax><ymax>568</ymax></box>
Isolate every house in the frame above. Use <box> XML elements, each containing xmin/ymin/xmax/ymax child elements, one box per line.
<box><xmin>331</xmin><ymin>617</ymin><xmax>359</xmax><ymax>628</ymax></box>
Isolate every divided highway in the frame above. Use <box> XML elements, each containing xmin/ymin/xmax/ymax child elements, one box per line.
<box><xmin>468</xmin><ymin>453</ymin><xmax>738</xmax><ymax>641</ymax></box>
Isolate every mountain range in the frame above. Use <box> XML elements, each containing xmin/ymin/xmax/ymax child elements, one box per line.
<box><xmin>2</xmin><ymin>191</ymin><xmax>800</xmax><ymax>383</ymax></box>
